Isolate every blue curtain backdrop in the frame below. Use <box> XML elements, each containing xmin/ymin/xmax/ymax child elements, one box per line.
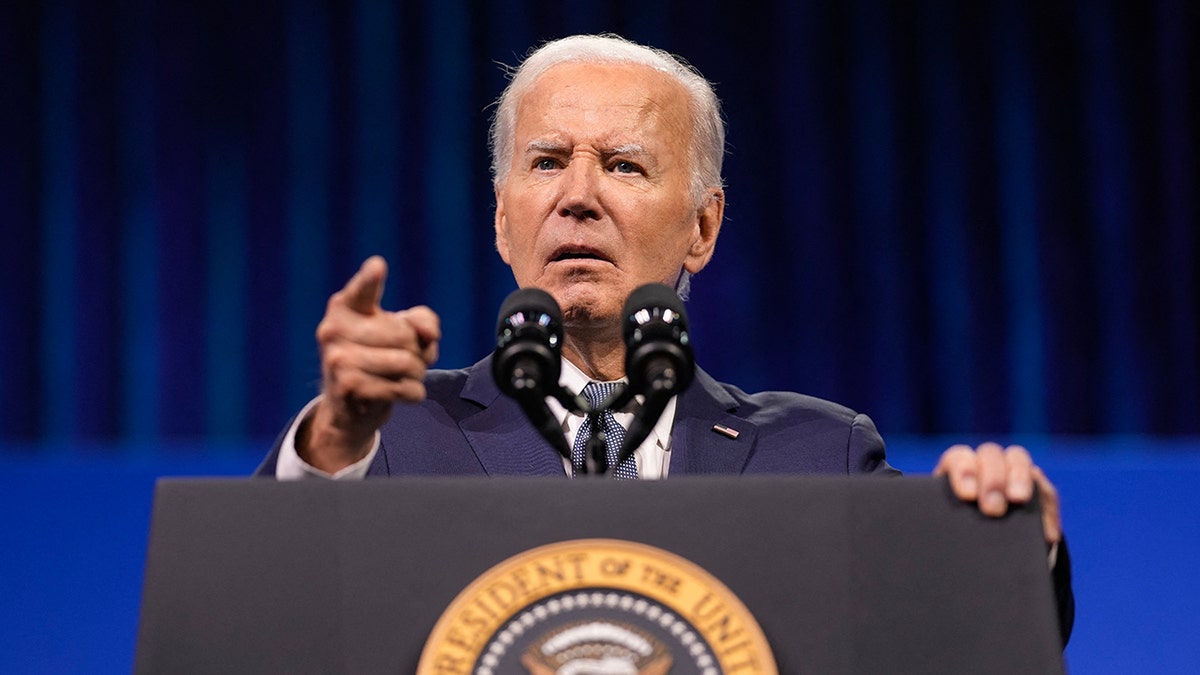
<box><xmin>1</xmin><ymin>0</ymin><xmax>1196</xmax><ymax>448</ymax></box>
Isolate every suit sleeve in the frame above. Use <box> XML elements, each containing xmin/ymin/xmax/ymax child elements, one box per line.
<box><xmin>848</xmin><ymin>413</ymin><xmax>902</xmax><ymax>476</ymax></box>
<box><xmin>1052</xmin><ymin>537</ymin><xmax>1076</xmax><ymax>645</ymax></box>
<box><xmin>253</xmin><ymin>397</ymin><xmax>380</xmax><ymax>480</ymax></box>
<box><xmin>253</xmin><ymin>426</ymin><xmax>287</xmax><ymax>477</ymax></box>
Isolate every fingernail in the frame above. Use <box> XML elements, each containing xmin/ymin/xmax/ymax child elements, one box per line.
<box><xmin>1009</xmin><ymin>481</ymin><xmax>1032</xmax><ymax>501</ymax></box>
<box><xmin>961</xmin><ymin>475</ymin><xmax>977</xmax><ymax>494</ymax></box>
<box><xmin>983</xmin><ymin>490</ymin><xmax>1006</xmax><ymax>513</ymax></box>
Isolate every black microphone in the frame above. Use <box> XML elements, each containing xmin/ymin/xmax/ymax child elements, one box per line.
<box><xmin>492</xmin><ymin>288</ymin><xmax>571</xmax><ymax>459</ymax></box>
<box><xmin>617</xmin><ymin>283</ymin><xmax>695</xmax><ymax>464</ymax></box>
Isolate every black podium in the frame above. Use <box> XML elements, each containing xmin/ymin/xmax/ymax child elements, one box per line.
<box><xmin>135</xmin><ymin>476</ymin><xmax>1064</xmax><ymax>674</ymax></box>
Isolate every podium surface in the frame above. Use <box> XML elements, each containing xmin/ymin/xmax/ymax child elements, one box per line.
<box><xmin>136</xmin><ymin>476</ymin><xmax>1063</xmax><ymax>674</ymax></box>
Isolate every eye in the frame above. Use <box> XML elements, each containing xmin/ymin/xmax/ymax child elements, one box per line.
<box><xmin>611</xmin><ymin>160</ymin><xmax>642</xmax><ymax>174</ymax></box>
<box><xmin>534</xmin><ymin>158</ymin><xmax>559</xmax><ymax>171</ymax></box>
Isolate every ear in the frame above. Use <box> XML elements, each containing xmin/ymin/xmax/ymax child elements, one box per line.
<box><xmin>683</xmin><ymin>188</ymin><xmax>724</xmax><ymax>274</ymax></box>
<box><xmin>494</xmin><ymin>183</ymin><xmax>512</xmax><ymax>265</ymax></box>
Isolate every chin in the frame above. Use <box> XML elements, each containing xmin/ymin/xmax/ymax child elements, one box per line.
<box><xmin>554</xmin><ymin>285</ymin><xmax>623</xmax><ymax>330</ymax></box>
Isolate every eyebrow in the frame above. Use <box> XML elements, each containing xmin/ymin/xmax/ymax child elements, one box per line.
<box><xmin>522</xmin><ymin>140</ymin><xmax>649</xmax><ymax>158</ymax></box>
<box><xmin>606</xmin><ymin>143</ymin><xmax>647</xmax><ymax>157</ymax></box>
<box><xmin>523</xmin><ymin>140</ymin><xmax>566</xmax><ymax>155</ymax></box>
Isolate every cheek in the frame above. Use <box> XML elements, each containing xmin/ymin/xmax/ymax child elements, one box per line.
<box><xmin>500</xmin><ymin>199</ymin><xmax>538</xmax><ymax>253</ymax></box>
<box><xmin>643</xmin><ymin>208</ymin><xmax>698</xmax><ymax>257</ymax></box>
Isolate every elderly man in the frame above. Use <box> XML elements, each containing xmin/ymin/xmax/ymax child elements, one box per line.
<box><xmin>256</xmin><ymin>34</ymin><xmax>1071</xmax><ymax>641</ymax></box>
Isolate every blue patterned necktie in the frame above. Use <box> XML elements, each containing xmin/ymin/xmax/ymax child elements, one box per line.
<box><xmin>572</xmin><ymin>382</ymin><xmax>638</xmax><ymax>480</ymax></box>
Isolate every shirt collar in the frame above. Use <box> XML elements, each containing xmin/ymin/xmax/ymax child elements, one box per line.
<box><xmin>557</xmin><ymin>357</ymin><xmax>617</xmax><ymax>397</ymax></box>
<box><xmin>551</xmin><ymin>357</ymin><xmax>676</xmax><ymax>453</ymax></box>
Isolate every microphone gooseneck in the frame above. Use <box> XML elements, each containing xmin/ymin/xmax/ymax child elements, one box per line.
<box><xmin>492</xmin><ymin>288</ymin><xmax>572</xmax><ymax>459</ymax></box>
<box><xmin>617</xmin><ymin>283</ymin><xmax>695</xmax><ymax>464</ymax></box>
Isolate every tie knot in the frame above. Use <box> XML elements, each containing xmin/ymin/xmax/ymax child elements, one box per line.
<box><xmin>572</xmin><ymin>381</ymin><xmax>637</xmax><ymax>480</ymax></box>
<box><xmin>581</xmin><ymin>381</ymin><xmax>619</xmax><ymax>408</ymax></box>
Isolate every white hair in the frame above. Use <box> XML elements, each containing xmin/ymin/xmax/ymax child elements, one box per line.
<box><xmin>488</xmin><ymin>34</ymin><xmax>726</xmax><ymax>299</ymax></box>
<box><xmin>489</xmin><ymin>34</ymin><xmax>725</xmax><ymax>202</ymax></box>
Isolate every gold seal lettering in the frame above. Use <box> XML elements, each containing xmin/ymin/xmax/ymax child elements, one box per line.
<box><xmin>640</xmin><ymin>563</ymin><xmax>682</xmax><ymax>594</ymax></box>
<box><xmin>599</xmin><ymin>556</ymin><xmax>631</xmax><ymax>577</ymax></box>
<box><xmin>417</xmin><ymin>539</ymin><xmax>777</xmax><ymax>674</ymax></box>
<box><xmin>428</xmin><ymin>652</ymin><xmax>471</xmax><ymax>674</ymax></box>
<box><xmin>484</xmin><ymin>578</ymin><xmax>520</xmax><ymax>612</ymax></box>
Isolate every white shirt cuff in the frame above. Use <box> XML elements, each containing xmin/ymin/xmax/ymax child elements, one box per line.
<box><xmin>274</xmin><ymin>396</ymin><xmax>381</xmax><ymax>481</ymax></box>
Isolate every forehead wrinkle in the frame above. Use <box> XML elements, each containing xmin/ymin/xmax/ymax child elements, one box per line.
<box><xmin>513</xmin><ymin>69</ymin><xmax>692</xmax><ymax>169</ymax></box>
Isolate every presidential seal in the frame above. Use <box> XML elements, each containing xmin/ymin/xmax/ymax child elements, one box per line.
<box><xmin>417</xmin><ymin>539</ymin><xmax>777</xmax><ymax>674</ymax></box>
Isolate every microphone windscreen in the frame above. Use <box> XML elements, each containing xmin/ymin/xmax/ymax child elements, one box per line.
<box><xmin>497</xmin><ymin>287</ymin><xmax>562</xmax><ymax>331</ymax></box>
<box><xmin>493</xmin><ymin>287</ymin><xmax>564</xmax><ymax>401</ymax></box>
<box><xmin>621</xmin><ymin>283</ymin><xmax>688</xmax><ymax>338</ymax></box>
<box><xmin>622</xmin><ymin>283</ymin><xmax>694</xmax><ymax>395</ymax></box>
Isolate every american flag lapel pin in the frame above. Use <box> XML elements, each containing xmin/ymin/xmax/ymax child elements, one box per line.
<box><xmin>711</xmin><ymin>424</ymin><xmax>740</xmax><ymax>440</ymax></box>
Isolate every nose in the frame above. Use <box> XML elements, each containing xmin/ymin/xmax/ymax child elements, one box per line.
<box><xmin>556</xmin><ymin>160</ymin><xmax>602</xmax><ymax>221</ymax></box>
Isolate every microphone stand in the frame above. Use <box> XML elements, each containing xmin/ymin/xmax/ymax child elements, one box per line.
<box><xmin>584</xmin><ymin>409</ymin><xmax>607</xmax><ymax>476</ymax></box>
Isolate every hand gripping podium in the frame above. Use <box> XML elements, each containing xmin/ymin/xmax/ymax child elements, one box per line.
<box><xmin>135</xmin><ymin>476</ymin><xmax>1065</xmax><ymax>674</ymax></box>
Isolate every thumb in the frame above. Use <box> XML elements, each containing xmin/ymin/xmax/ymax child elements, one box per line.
<box><xmin>343</xmin><ymin>256</ymin><xmax>388</xmax><ymax>314</ymax></box>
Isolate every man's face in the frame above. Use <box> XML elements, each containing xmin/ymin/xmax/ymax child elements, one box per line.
<box><xmin>494</xmin><ymin>61</ymin><xmax>723</xmax><ymax>334</ymax></box>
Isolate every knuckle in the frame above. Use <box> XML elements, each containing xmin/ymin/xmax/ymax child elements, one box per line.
<box><xmin>937</xmin><ymin>447</ymin><xmax>974</xmax><ymax>473</ymax></box>
<box><xmin>404</xmin><ymin>353</ymin><xmax>428</xmax><ymax>378</ymax></box>
<box><xmin>315</xmin><ymin>319</ymin><xmax>338</xmax><ymax>344</ymax></box>
<box><xmin>390</xmin><ymin>313</ymin><xmax>417</xmax><ymax>341</ymax></box>
<box><xmin>391</xmin><ymin>346</ymin><xmax>414</xmax><ymax>366</ymax></box>
<box><xmin>323</xmin><ymin>344</ymin><xmax>351</xmax><ymax>369</ymax></box>
<box><xmin>407</xmin><ymin>305</ymin><xmax>442</xmax><ymax>335</ymax></box>
<box><xmin>945</xmin><ymin>445</ymin><xmax>975</xmax><ymax>462</ymax></box>
<box><xmin>326</xmin><ymin>289</ymin><xmax>348</xmax><ymax>312</ymax></box>
<box><xmin>391</xmin><ymin>350</ymin><xmax>417</xmax><ymax>376</ymax></box>
<box><xmin>977</xmin><ymin>441</ymin><xmax>1005</xmax><ymax>458</ymax></box>
<box><xmin>1005</xmin><ymin>444</ymin><xmax>1033</xmax><ymax>462</ymax></box>
<box><xmin>398</xmin><ymin>379</ymin><xmax>427</xmax><ymax>401</ymax></box>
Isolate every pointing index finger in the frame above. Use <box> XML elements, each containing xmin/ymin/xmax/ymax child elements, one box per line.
<box><xmin>342</xmin><ymin>256</ymin><xmax>388</xmax><ymax>315</ymax></box>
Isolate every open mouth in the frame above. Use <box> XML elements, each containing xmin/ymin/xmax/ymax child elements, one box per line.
<box><xmin>551</xmin><ymin>246</ymin><xmax>609</xmax><ymax>264</ymax></box>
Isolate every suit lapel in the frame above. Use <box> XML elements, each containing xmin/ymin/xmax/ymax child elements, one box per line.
<box><xmin>454</xmin><ymin>357</ymin><xmax>754</xmax><ymax>477</ymax></box>
<box><xmin>670</xmin><ymin>367</ymin><xmax>758</xmax><ymax>475</ymax></box>
<box><xmin>458</xmin><ymin>356</ymin><xmax>566</xmax><ymax>477</ymax></box>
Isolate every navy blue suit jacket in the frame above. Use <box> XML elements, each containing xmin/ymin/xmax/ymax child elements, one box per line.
<box><xmin>257</xmin><ymin>355</ymin><xmax>899</xmax><ymax>478</ymax></box>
